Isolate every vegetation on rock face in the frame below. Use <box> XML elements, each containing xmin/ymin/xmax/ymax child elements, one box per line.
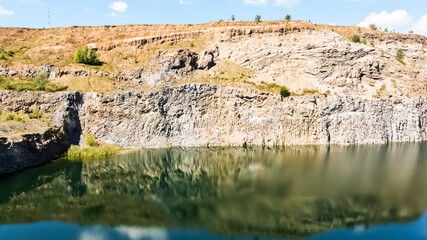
<box><xmin>231</xmin><ymin>15</ymin><xmax>235</xmax><ymax>21</ymax></box>
<box><xmin>67</xmin><ymin>145</ymin><xmax>121</xmax><ymax>159</ymax></box>
<box><xmin>280</xmin><ymin>86</ymin><xmax>291</xmax><ymax>98</ymax></box>
<box><xmin>369</xmin><ymin>24</ymin><xmax>378</xmax><ymax>30</ymax></box>
<box><xmin>255</xmin><ymin>15</ymin><xmax>262</xmax><ymax>23</ymax></box>
<box><xmin>33</xmin><ymin>71</ymin><xmax>49</xmax><ymax>91</ymax></box>
<box><xmin>351</xmin><ymin>34</ymin><xmax>361</xmax><ymax>43</ymax></box>
<box><xmin>396</xmin><ymin>48</ymin><xmax>405</xmax><ymax>64</ymax></box>
<box><xmin>0</xmin><ymin>110</ymin><xmax>25</xmax><ymax>122</ymax></box>
<box><xmin>86</xmin><ymin>134</ymin><xmax>95</xmax><ymax>147</ymax></box>
<box><xmin>0</xmin><ymin>72</ymin><xmax>67</xmax><ymax>92</ymax></box>
<box><xmin>66</xmin><ymin>134</ymin><xmax>121</xmax><ymax>159</ymax></box>
<box><xmin>74</xmin><ymin>46</ymin><xmax>101</xmax><ymax>65</ymax></box>
<box><xmin>285</xmin><ymin>15</ymin><xmax>291</xmax><ymax>21</ymax></box>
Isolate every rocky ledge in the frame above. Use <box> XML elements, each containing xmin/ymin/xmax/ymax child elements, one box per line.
<box><xmin>0</xmin><ymin>84</ymin><xmax>426</xmax><ymax>173</ymax></box>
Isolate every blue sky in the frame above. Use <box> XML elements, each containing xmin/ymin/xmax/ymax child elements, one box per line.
<box><xmin>0</xmin><ymin>0</ymin><xmax>426</xmax><ymax>35</ymax></box>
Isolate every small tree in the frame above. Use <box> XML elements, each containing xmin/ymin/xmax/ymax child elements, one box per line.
<box><xmin>280</xmin><ymin>86</ymin><xmax>291</xmax><ymax>98</ymax></box>
<box><xmin>33</xmin><ymin>71</ymin><xmax>49</xmax><ymax>91</ymax></box>
<box><xmin>255</xmin><ymin>15</ymin><xmax>261</xmax><ymax>23</ymax></box>
<box><xmin>351</xmin><ymin>34</ymin><xmax>361</xmax><ymax>43</ymax></box>
<box><xmin>369</xmin><ymin>24</ymin><xmax>378</xmax><ymax>30</ymax></box>
<box><xmin>408</xmin><ymin>30</ymin><xmax>414</xmax><ymax>34</ymax></box>
<box><xmin>231</xmin><ymin>15</ymin><xmax>235</xmax><ymax>21</ymax></box>
<box><xmin>74</xmin><ymin>46</ymin><xmax>101</xmax><ymax>65</ymax></box>
<box><xmin>285</xmin><ymin>14</ymin><xmax>291</xmax><ymax>21</ymax></box>
<box><xmin>384</xmin><ymin>27</ymin><xmax>389</xmax><ymax>32</ymax></box>
<box><xmin>86</xmin><ymin>134</ymin><xmax>95</xmax><ymax>147</ymax></box>
<box><xmin>396</xmin><ymin>48</ymin><xmax>405</xmax><ymax>64</ymax></box>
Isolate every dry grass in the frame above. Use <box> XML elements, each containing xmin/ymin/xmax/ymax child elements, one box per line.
<box><xmin>56</xmin><ymin>75</ymin><xmax>117</xmax><ymax>92</ymax></box>
<box><xmin>0</xmin><ymin>21</ymin><xmax>313</xmax><ymax>71</ymax></box>
<box><xmin>0</xmin><ymin>109</ymin><xmax>51</xmax><ymax>137</ymax></box>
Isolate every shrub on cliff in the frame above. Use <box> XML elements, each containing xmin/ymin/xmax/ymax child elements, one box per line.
<box><xmin>285</xmin><ymin>14</ymin><xmax>291</xmax><ymax>21</ymax></box>
<box><xmin>33</xmin><ymin>71</ymin><xmax>49</xmax><ymax>91</ymax></box>
<box><xmin>86</xmin><ymin>134</ymin><xmax>95</xmax><ymax>147</ymax></box>
<box><xmin>255</xmin><ymin>15</ymin><xmax>261</xmax><ymax>23</ymax></box>
<box><xmin>396</xmin><ymin>48</ymin><xmax>405</xmax><ymax>64</ymax></box>
<box><xmin>351</xmin><ymin>34</ymin><xmax>361</xmax><ymax>43</ymax></box>
<box><xmin>280</xmin><ymin>86</ymin><xmax>291</xmax><ymax>98</ymax></box>
<box><xmin>74</xmin><ymin>46</ymin><xmax>101</xmax><ymax>65</ymax></box>
<box><xmin>369</xmin><ymin>24</ymin><xmax>378</xmax><ymax>30</ymax></box>
<box><xmin>67</xmin><ymin>145</ymin><xmax>121</xmax><ymax>159</ymax></box>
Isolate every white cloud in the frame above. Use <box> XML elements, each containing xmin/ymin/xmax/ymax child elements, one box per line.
<box><xmin>358</xmin><ymin>10</ymin><xmax>413</xmax><ymax>30</ymax></box>
<box><xmin>244</xmin><ymin>0</ymin><xmax>299</xmax><ymax>7</ymax></box>
<box><xmin>116</xmin><ymin>227</ymin><xmax>168</xmax><ymax>240</ymax></box>
<box><xmin>108</xmin><ymin>1</ymin><xmax>128</xmax><ymax>13</ymax></box>
<box><xmin>244</xmin><ymin>0</ymin><xmax>268</xmax><ymax>5</ymax></box>
<box><xmin>273</xmin><ymin>0</ymin><xmax>300</xmax><ymax>8</ymax></box>
<box><xmin>0</xmin><ymin>5</ymin><xmax>14</xmax><ymax>15</ymax></box>
<box><xmin>178</xmin><ymin>0</ymin><xmax>191</xmax><ymax>4</ymax></box>
<box><xmin>413</xmin><ymin>14</ymin><xmax>427</xmax><ymax>35</ymax></box>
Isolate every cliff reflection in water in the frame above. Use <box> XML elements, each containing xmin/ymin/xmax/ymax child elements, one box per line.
<box><xmin>0</xmin><ymin>143</ymin><xmax>426</xmax><ymax>239</ymax></box>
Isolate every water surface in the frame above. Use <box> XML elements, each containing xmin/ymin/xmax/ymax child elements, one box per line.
<box><xmin>0</xmin><ymin>143</ymin><xmax>426</xmax><ymax>239</ymax></box>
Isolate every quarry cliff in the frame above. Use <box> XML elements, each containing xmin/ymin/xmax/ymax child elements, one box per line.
<box><xmin>0</xmin><ymin>21</ymin><xmax>426</xmax><ymax>173</ymax></box>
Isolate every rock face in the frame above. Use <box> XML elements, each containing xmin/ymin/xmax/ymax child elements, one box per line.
<box><xmin>76</xmin><ymin>84</ymin><xmax>427</xmax><ymax>147</ymax></box>
<box><xmin>0</xmin><ymin>128</ymin><xmax>69</xmax><ymax>174</ymax></box>
<box><xmin>1</xmin><ymin>84</ymin><xmax>426</xmax><ymax>152</ymax></box>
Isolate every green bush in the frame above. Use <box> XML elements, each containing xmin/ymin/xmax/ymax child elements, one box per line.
<box><xmin>33</xmin><ymin>71</ymin><xmax>49</xmax><ymax>91</ymax></box>
<box><xmin>285</xmin><ymin>14</ymin><xmax>291</xmax><ymax>21</ymax></box>
<box><xmin>0</xmin><ymin>54</ymin><xmax>6</xmax><ymax>60</ymax></box>
<box><xmin>280</xmin><ymin>86</ymin><xmax>291</xmax><ymax>98</ymax></box>
<box><xmin>7</xmin><ymin>50</ymin><xmax>14</xmax><ymax>57</ymax></box>
<box><xmin>29</xmin><ymin>109</ymin><xmax>43</xmax><ymax>119</ymax></box>
<box><xmin>0</xmin><ymin>74</ymin><xmax>66</xmax><ymax>92</ymax></box>
<box><xmin>86</xmin><ymin>134</ymin><xmax>95</xmax><ymax>147</ymax></box>
<box><xmin>396</xmin><ymin>48</ymin><xmax>405</xmax><ymax>64</ymax></box>
<box><xmin>369</xmin><ymin>24</ymin><xmax>378</xmax><ymax>30</ymax></box>
<box><xmin>255</xmin><ymin>15</ymin><xmax>261</xmax><ymax>23</ymax></box>
<box><xmin>67</xmin><ymin>145</ymin><xmax>120</xmax><ymax>159</ymax></box>
<box><xmin>351</xmin><ymin>34</ymin><xmax>361</xmax><ymax>43</ymax></box>
<box><xmin>0</xmin><ymin>110</ymin><xmax>24</xmax><ymax>122</ymax></box>
<box><xmin>74</xmin><ymin>46</ymin><xmax>101</xmax><ymax>65</ymax></box>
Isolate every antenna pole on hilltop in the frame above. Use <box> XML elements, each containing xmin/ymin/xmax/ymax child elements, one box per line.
<box><xmin>48</xmin><ymin>8</ymin><xmax>50</xmax><ymax>28</ymax></box>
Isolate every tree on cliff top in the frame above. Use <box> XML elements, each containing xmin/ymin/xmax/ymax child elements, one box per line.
<box><xmin>255</xmin><ymin>15</ymin><xmax>261</xmax><ymax>23</ymax></box>
<box><xmin>285</xmin><ymin>14</ymin><xmax>291</xmax><ymax>21</ymax></box>
<box><xmin>369</xmin><ymin>24</ymin><xmax>378</xmax><ymax>30</ymax></box>
<box><xmin>74</xmin><ymin>46</ymin><xmax>101</xmax><ymax>66</ymax></box>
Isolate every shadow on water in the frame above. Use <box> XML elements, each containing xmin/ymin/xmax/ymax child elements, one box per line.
<box><xmin>0</xmin><ymin>142</ymin><xmax>426</xmax><ymax>239</ymax></box>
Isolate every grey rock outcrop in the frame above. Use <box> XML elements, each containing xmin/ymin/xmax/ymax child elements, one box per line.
<box><xmin>1</xmin><ymin>84</ymin><xmax>425</xmax><ymax>153</ymax></box>
<box><xmin>75</xmin><ymin>84</ymin><xmax>426</xmax><ymax>147</ymax></box>
<box><xmin>0</xmin><ymin>128</ymin><xmax>68</xmax><ymax>174</ymax></box>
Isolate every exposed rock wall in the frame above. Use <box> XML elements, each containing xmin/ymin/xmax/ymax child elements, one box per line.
<box><xmin>0</xmin><ymin>128</ymin><xmax>69</xmax><ymax>174</ymax></box>
<box><xmin>0</xmin><ymin>84</ymin><xmax>426</xmax><ymax>173</ymax></box>
<box><xmin>77</xmin><ymin>84</ymin><xmax>426</xmax><ymax>147</ymax></box>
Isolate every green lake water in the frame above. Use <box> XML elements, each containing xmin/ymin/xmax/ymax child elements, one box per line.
<box><xmin>0</xmin><ymin>142</ymin><xmax>426</xmax><ymax>240</ymax></box>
